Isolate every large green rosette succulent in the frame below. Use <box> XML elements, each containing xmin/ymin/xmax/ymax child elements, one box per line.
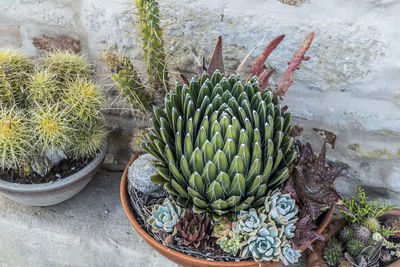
<box><xmin>143</xmin><ymin>70</ymin><xmax>296</xmax><ymax>216</ymax></box>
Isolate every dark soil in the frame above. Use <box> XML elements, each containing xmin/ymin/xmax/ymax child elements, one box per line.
<box><xmin>0</xmin><ymin>157</ymin><xmax>93</xmax><ymax>184</ymax></box>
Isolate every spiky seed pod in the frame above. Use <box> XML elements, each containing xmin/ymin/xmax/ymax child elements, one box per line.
<box><xmin>69</xmin><ymin>122</ymin><xmax>107</xmax><ymax>159</ymax></box>
<box><xmin>27</xmin><ymin>69</ymin><xmax>60</xmax><ymax>105</ymax></box>
<box><xmin>0</xmin><ymin>106</ymin><xmax>32</xmax><ymax>171</ymax></box>
<box><xmin>0</xmin><ymin>49</ymin><xmax>33</xmax><ymax>106</ymax></box>
<box><xmin>339</xmin><ymin>226</ymin><xmax>353</xmax><ymax>243</ymax></box>
<box><xmin>352</xmin><ymin>224</ymin><xmax>371</xmax><ymax>244</ymax></box>
<box><xmin>63</xmin><ymin>77</ymin><xmax>104</xmax><ymax>123</ymax></box>
<box><xmin>143</xmin><ymin>70</ymin><xmax>296</xmax><ymax>216</ymax></box>
<box><xmin>31</xmin><ymin>103</ymin><xmax>74</xmax><ymax>153</ymax></box>
<box><xmin>362</xmin><ymin>217</ymin><xmax>381</xmax><ymax>233</ymax></box>
<box><xmin>40</xmin><ymin>50</ymin><xmax>92</xmax><ymax>83</ymax></box>
<box><xmin>323</xmin><ymin>239</ymin><xmax>343</xmax><ymax>266</ymax></box>
<box><xmin>346</xmin><ymin>239</ymin><xmax>365</xmax><ymax>257</ymax></box>
<box><xmin>135</xmin><ymin>0</ymin><xmax>169</xmax><ymax>89</ymax></box>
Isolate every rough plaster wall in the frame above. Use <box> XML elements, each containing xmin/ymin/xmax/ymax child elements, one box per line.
<box><xmin>0</xmin><ymin>0</ymin><xmax>399</xmax><ymax>202</ymax></box>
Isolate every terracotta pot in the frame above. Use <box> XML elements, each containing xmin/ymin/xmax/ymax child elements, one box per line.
<box><xmin>305</xmin><ymin>209</ymin><xmax>400</xmax><ymax>267</ymax></box>
<box><xmin>121</xmin><ymin>153</ymin><xmax>334</xmax><ymax>267</ymax></box>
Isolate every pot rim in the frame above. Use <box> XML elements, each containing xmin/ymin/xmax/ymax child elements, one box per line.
<box><xmin>0</xmin><ymin>142</ymin><xmax>108</xmax><ymax>193</ymax></box>
<box><xmin>120</xmin><ymin>152</ymin><xmax>334</xmax><ymax>266</ymax></box>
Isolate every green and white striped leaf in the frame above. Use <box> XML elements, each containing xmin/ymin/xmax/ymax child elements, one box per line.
<box><xmin>216</xmin><ymin>172</ymin><xmax>230</xmax><ymax>197</ymax></box>
<box><xmin>211</xmin><ymin>131</ymin><xmax>224</xmax><ymax>151</ymax></box>
<box><xmin>228</xmin><ymin>155</ymin><xmax>245</xmax><ymax>178</ymax></box>
<box><xmin>184</xmin><ymin>133</ymin><xmax>193</xmax><ymax>161</ymax></box>
<box><xmin>210</xmin><ymin>199</ymin><xmax>229</xmax><ymax>210</ymax></box>
<box><xmin>206</xmin><ymin>181</ymin><xmax>224</xmax><ymax>202</ymax></box>
<box><xmin>201</xmin><ymin>161</ymin><xmax>217</xmax><ymax>185</ymax></box>
<box><xmin>180</xmin><ymin>156</ymin><xmax>191</xmax><ymax>180</ymax></box>
<box><xmin>212</xmin><ymin>149</ymin><xmax>228</xmax><ymax>172</ymax></box>
<box><xmin>229</xmin><ymin>173</ymin><xmax>246</xmax><ymax>197</ymax></box>
<box><xmin>223</xmin><ymin>138</ymin><xmax>236</xmax><ymax>163</ymax></box>
<box><xmin>247</xmin><ymin>175</ymin><xmax>262</xmax><ymax>197</ymax></box>
<box><xmin>246</xmin><ymin>158</ymin><xmax>261</xmax><ymax>186</ymax></box>
<box><xmin>189</xmin><ymin>148</ymin><xmax>203</xmax><ymax>174</ymax></box>
<box><xmin>171</xmin><ymin>180</ymin><xmax>188</xmax><ymax>198</ymax></box>
<box><xmin>189</xmin><ymin>172</ymin><xmax>204</xmax><ymax>195</ymax></box>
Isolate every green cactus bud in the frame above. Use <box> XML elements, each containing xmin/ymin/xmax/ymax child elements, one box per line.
<box><xmin>339</xmin><ymin>226</ymin><xmax>353</xmax><ymax>243</ymax></box>
<box><xmin>323</xmin><ymin>239</ymin><xmax>343</xmax><ymax>266</ymax></box>
<box><xmin>346</xmin><ymin>239</ymin><xmax>366</xmax><ymax>257</ymax></box>
<box><xmin>362</xmin><ymin>217</ymin><xmax>381</xmax><ymax>233</ymax></box>
<box><xmin>352</xmin><ymin>224</ymin><xmax>371</xmax><ymax>244</ymax></box>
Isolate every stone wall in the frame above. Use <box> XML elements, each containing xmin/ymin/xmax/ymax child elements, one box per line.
<box><xmin>0</xmin><ymin>0</ymin><xmax>399</xmax><ymax>202</ymax></box>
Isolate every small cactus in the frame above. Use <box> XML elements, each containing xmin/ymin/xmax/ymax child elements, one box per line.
<box><xmin>362</xmin><ymin>217</ymin><xmax>381</xmax><ymax>233</ymax></box>
<box><xmin>31</xmin><ymin>103</ymin><xmax>74</xmax><ymax>154</ymax></box>
<box><xmin>63</xmin><ymin>77</ymin><xmax>104</xmax><ymax>123</ymax></box>
<box><xmin>346</xmin><ymin>239</ymin><xmax>366</xmax><ymax>257</ymax></box>
<box><xmin>323</xmin><ymin>239</ymin><xmax>343</xmax><ymax>266</ymax></box>
<box><xmin>352</xmin><ymin>224</ymin><xmax>371</xmax><ymax>244</ymax></box>
<box><xmin>27</xmin><ymin>70</ymin><xmax>60</xmax><ymax>105</ymax></box>
<box><xmin>0</xmin><ymin>106</ymin><xmax>32</xmax><ymax>171</ymax></box>
<box><xmin>40</xmin><ymin>50</ymin><xmax>92</xmax><ymax>83</ymax></box>
<box><xmin>0</xmin><ymin>49</ymin><xmax>33</xmax><ymax>106</ymax></box>
<box><xmin>69</xmin><ymin>122</ymin><xmax>107</xmax><ymax>159</ymax></box>
<box><xmin>339</xmin><ymin>226</ymin><xmax>353</xmax><ymax>243</ymax></box>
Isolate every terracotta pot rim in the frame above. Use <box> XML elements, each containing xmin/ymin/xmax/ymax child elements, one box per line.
<box><xmin>121</xmin><ymin>152</ymin><xmax>334</xmax><ymax>266</ymax></box>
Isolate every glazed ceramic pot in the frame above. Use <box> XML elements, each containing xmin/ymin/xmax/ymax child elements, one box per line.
<box><xmin>305</xmin><ymin>209</ymin><xmax>400</xmax><ymax>267</ymax></box>
<box><xmin>121</xmin><ymin>153</ymin><xmax>334</xmax><ymax>267</ymax></box>
<box><xmin>0</xmin><ymin>143</ymin><xmax>107</xmax><ymax>206</ymax></box>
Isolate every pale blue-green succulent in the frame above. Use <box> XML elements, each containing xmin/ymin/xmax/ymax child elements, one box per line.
<box><xmin>147</xmin><ymin>199</ymin><xmax>183</xmax><ymax>234</ymax></box>
<box><xmin>283</xmin><ymin>222</ymin><xmax>296</xmax><ymax>239</ymax></box>
<box><xmin>263</xmin><ymin>188</ymin><xmax>298</xmax><ymax>225</ymax></box>
<box><xmin>280</xmin><ymin>242</ymin><xmax>301</xmax><ymax>265</ymax></box>
<box><xmin>143</xmin><ymin>70</ymin><xmax>297</xmax><ymax>216</ymax></box>
<box><xmin>216</xmin><ymin>233</ymin><xmax>243</xmax><ymax>256</ymax></box>
<box><xmin>236</xmin><ymin>208</ymin><xmax>267</xmax><ymax>235</ymax></box>
<box><xmin>240</xmin><ymin>221</ymin><xmax>285</xmax><ymax>262</ymax></box>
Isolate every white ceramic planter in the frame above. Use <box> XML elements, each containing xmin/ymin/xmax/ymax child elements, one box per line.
<box><xmin>0</xmin><ymin>144</ymin><xmax>107</xmax><ymax>206</ymax></box>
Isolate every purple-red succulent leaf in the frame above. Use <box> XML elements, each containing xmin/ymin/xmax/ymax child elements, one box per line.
<box><xmin>250</xmin><ymin>34</ymin><xmax>285</xmax><ymax>77</ymax></box>
<box><xmin>207</xmin><ymin>36</ymin><xmax>224</xmax><ymax>74</ymax></box>
<box><xmin>274</xmin><ymin>32</ymin><xmax>314</xmax><ymax>97</ymax></box>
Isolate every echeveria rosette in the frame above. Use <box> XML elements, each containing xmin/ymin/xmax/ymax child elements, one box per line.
<box><xmin>283</xmin><ymin>222</ymin><xmax>296</xmax><ymax>239</ymax></box>
<box><xmin>142</xmin><ymin>70</ymin><xmax>297</xmax><ymax>217</ymax></box>
<box><xmin>147</xmin><ymin>198</ymin><xmax>183</xmax><ymax>234</ymax></box>
<box><xmin>240</xmin><ymin>222</ymin><xmax>286</xmax><ymax>262</ymax></box>
<box><xmin>263</xmin><ymin>188</ymin><xmax>298</xmax><ymax>225</ymax></box>
<box><xmin>236</xmin><ymin>208</ymin><xmax>267</xmax><ymax>235</ymax></box>
<box><xmin>280</xmin><ymin>242</ymin><xmax>301</xmax><ymax>265</ymax></box>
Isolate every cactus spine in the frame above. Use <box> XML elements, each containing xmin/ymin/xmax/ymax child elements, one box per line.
<box><xmin>135</xmin><ymin>0</ymin><xmax>169</xmax><ymax>90</ymax></box>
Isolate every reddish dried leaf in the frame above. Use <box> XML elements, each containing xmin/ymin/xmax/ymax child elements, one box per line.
<box><xmin>207</xmin><ymin>36</ymin><xmax>224</xmax><ymax>74</ymax></box>
<box><xmin>260</xmin><ymin>69</ymin><xmax>275</xmax><ymax>92</ymax></box>
<box><xmin>274</xmin><ymin>32</ymin><xmax>314</xmax><ymax>97</ymax></box>
<box><xmin>177</xmin><ymin>68</ymin><xmax>190</xmax><ymax>86</ymax></box>
<box><xmin>250</xmin><ymin>34</ymin><xmax>285</xmax><ymax>77</ymax></box>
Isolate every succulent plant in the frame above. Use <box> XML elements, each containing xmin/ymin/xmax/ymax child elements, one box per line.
<box><xmin>40</xmin><ymin>50</ymin><xmax>92</xmax><ymax>83</ymax></box>
<box><xmin>352</xmin><ymin>224</ymin><xmax>371</xmax><ymax>244</ymax></box>
<box><xmin>384</xmin><ymin>216</ymin><xmax>400</xmax><ymax>238</ymax></box>
<box><xmin>340</xmin><ymin>226</ymin><xmax>354</xmax><ymax>243</ymax></box>
<box><xmin>27</xmin><ymin>69</ymin><xmax>60</xmax><ymax>105</ymax></box>
<box><xmin>216</xmin><ymin>233</ymin><xmax>243</xmax><ymax>256</ymax></box>
<box><xmin>213</xmin><ymin>216</ymin><xmax>234</xmax><ymax>238</ymax></box>
<box><xmin>362</xmin><ymin>217</ymin><xmax>380</xmax><ymax>233</ymax></box>
<box><xmin>291</xmin><ymin>215</ymin><xmax>325</xmax><ymax>250</ymax></box>
<box><xmin>0</xmin><ymin>49</ymin><xmax>33</xmax><ymax>106</ymax></box>
<box><xmin>285</xmin><ymin>141</ymin><xmax>346</xmax><ymax>220</ymax></box>
<box><xmin>263</xmin><ymin>188</ymin><xmax>298</xmax><ymax>225</ymax></box>
<box><xmin>176</xmin><ymin>210</ymin><xmax>211</xmax><ymax>248</ymax></box>
<box><xmin>240</xmin><ymin>221</ymin><xmax>285</xmax><ymax>262</ymax></box>
<box><xmin>346</xmin><ymin>239</ymin><xmax>366</xmax><ymax>257</ymax></box>
<box><xmin>135</xmin><ymin>0</ymin><xmax>169</xmax><ymax>90</ymax></box>
<box><xmin>236</xmin><ymin>208</ymin><xmax>267</xmax><ymax>235</ymax></box>
<box><xmin>148</xmin><ymin>198</ymin><xmax>183</xmax><ymax>234</ymax></box>
<box><xmin>143</xmin><ymin>70</ymin><xmax>297</xmax><ymax>216</ymax></box>
<box><xmin>280</xmin><ymin>242</ymin><xmax>301</xmax><ymax>265</ymax></box>
<box><xmin>344</xmin><ymin>239</ymin><xmax>383</xmax><ymax>267</ymax></box>
<box><xmin>0</xmin><ymin>106</ymin><xmax>32</xmax><ymax>171</ymax></box>
<box><xmin>282</xmin><ymin>221</ymin><xmax>296</xmax><ymax>239</ymax></box>
<box><xmin>380</xmin><ymin>250</ymin><xmax>392</xmax><ymax>263</ymax></box>
<box><xmin>323</xmin><ymin>239</ymin><xmax>343</xmax><ymax>266</ymax></box>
